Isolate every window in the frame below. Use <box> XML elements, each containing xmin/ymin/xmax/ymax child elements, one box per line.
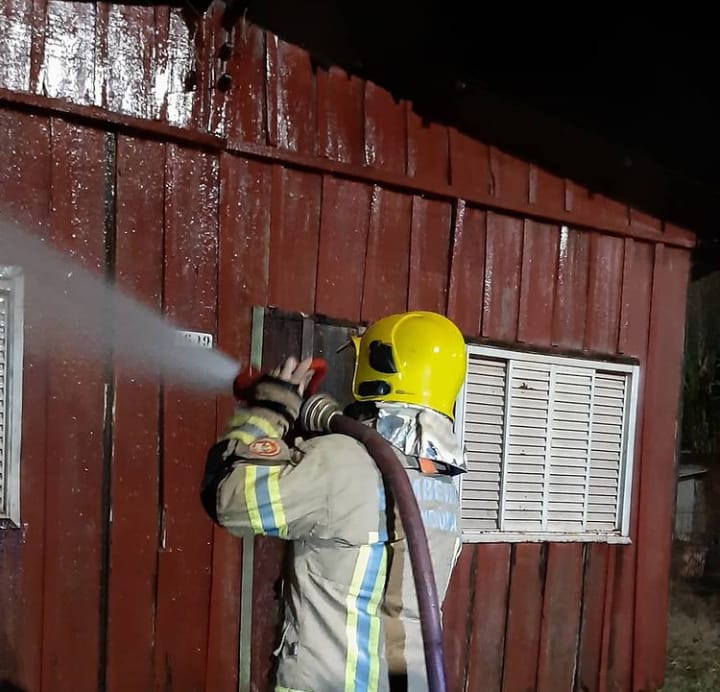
<box><xmin>0</xmin><ymin>267</ymin><xmax>23</xmax><ymax>527</ymax></box>
<box><xmin>455</xmin><ymin>344</ymin><xmax>640</xmax><ymax>543</ymax></box>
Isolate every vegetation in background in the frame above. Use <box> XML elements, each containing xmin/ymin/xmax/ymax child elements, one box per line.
<box><xmin>662</xmin><ymin>581</ymin><xmax>720</xmax><ymax>691</ymax></box>
<box><xmin>681</xmin><ymin>272</ymin><xmax>720</xmax><ymax>454</ymax></box>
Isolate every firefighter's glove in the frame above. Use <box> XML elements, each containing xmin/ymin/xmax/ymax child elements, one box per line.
<box><xmin>250</xmin><ymin>357</ymin><xmax>315</xmax><ymax>435</ymax></box>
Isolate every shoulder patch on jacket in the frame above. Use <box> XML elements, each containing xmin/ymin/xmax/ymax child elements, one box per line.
<box><xmin>224</xmin><ymin>436</ymin><xmax>292</xmax><ymax>463</ymax></box>
<box><xmin>248</xmin><ymin>438</ymin><xmax>282</xmax><ymax>457</ymax></box>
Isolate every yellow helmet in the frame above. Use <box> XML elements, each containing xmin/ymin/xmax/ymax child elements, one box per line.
<box><xmin>352</xmin><ymin>311</ymin><xmax>467</xmax><ymax>420</ymax></box>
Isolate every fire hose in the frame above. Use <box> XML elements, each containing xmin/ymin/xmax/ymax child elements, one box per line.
<box><xmin>233</xmin><ymin>359</ymin><xmax>448</xmax><ymax>692</ymax></box>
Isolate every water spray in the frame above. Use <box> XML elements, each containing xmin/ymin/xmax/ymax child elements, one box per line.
<box><xmin>0</xmin><ymin>219</ymin><xmax>240</xmax><ymax>392</ymax></box>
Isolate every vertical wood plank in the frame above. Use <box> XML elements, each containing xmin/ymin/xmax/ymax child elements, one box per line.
<box><xmin>629</xmin><ymin>207</ymin><xmax>662</xmax><ymax>235</ymax></box>
<box><xmin>607</xmin><ymin>240</ymin><xmax>654</xmax><ymax>692</ymax></box>
<box><xmin>162</xmin><ymin>9</ymin><xmax>199</xmax><ymax>129</ymax></box>
<box><xmin>28</xmin><ymin>0</ymin><xmax>47</xmax><ymax>92</ymax></box>
<box><xmin>315</xmin><ymin>177</ymin><xmax>372</xmax><ymax>321</ymax></box>
<box><xmin>220</xmin><ymin>20</ymin><xmax>267</xmax><ymax>147</ymax></box>
<box><xmin>502</xmin><ymin>544</ymin><xmax>545</xmax><ymax>692</ymax></box>
<box><xmin>189</xmin><ymin>7</ymin><xmax>219</xmax><ymax>133</ymax></box>
<box><xmin>40</xmin><ymin>1</ymin><xmax>96</xmax><ymax>104</ymax></box>
<box><xmin>103</xmin><ymin>5</ymin><xmax>164</xmax><ymax>120</ymax></box>
<box><xmin>268</xmin><ymin>166</ymin><xmax>321</xmax><ymax>313</ymax></box>
<box><xmin>517</xmin><ymin>220</ymin><xmax>559</xmax><ymax>346</ymax></box>
<box><xmin>575</xmin><ymin>230</ymin><xmax>626</xmax><ymax>691</ymax></box>
<box><xmin>565</xmin><ymin>182</ymin><xmax>629</xmax><ymax>231</ymax></box>
<box><xmin>516</xmin><ymin>217</ymin><xmax>583</xmax><ymax>691</ymax></box>
<box><xmin>364</xmin><ymin>81</ymin><xmax>407</xmax><ymax>174</ymax></box>
<box><xmin>552</xmin><ymin>227</ymin><xmax>590</xmax><ymax>349</ymax></box>
<box><xmin>206</xmin><ymin>154</ymin><xmax>273</xmax><ymax>692</ymax></box>
<box><xmin>0</xmin><ymin>0</ymin><xmax>32</xmax><ymax>92</ymax></box>
<box><xmin>408</xmin><ymin>196</ymin><xmax>452</xmax><ymax>314</ymax></box>
<box><xmin>41</xmin><ymin>119</ymin><xmax>107</xmax><ymax>692</ymax></box>
<box><xmin>536</xmin><ymin>544</ymin><xmax>584</xmax><ymax>692</ymax></box>
<box><xmin>633</xmin><ymin>244</ymin><xmax>691</xmax><ymax>691</ymax></box>
<box><xmin>489</xmin><ymin>147</ymin><xmax>529</xmax><ymax>208</ymax></box>
<box><xmin>406</xmin><ymin>106</ymin><xmax>449</xmax><ymax>186</ymax></box>
<box><xmin>216</xmin><ymin>154</ymin><xmax>272</xmax><ymax>375</ymax></box>
<box><xmin>448</xmin><ymin>128</ymin><xmax>491</xmax><ymax>200</ymax></box>
<box><xmin>447</xmin><ymin>203</ymin><xmax>486</xmax><ymax>337</ymax></box>
<box><xmin>598</xmin><ymin>549</ymin><xmax>616</xmax><ymax>692</ymax></box>
<box><xmin>153</xmin><ymin>144</ymin><xmax>218</xmax><ymax>690</ymax></box>
<box><xmin>576</xmin><ymin>545</ymin><xmax>609</xmax><ymax>692</ymax></box>
<box><xmin>465</xmin><ymin>544</ymin><xmax>512</xmax><ymax>692</ymax></box>
<box><xmin>316</xmin><ymin>66</ymin><xmax>364</xmax><ymax>164</ymax></box>
<box><xmin>584</xmin><ymin>233</ymin><xmax>625</xmax><ymax>353</ymax></box>
<box><xmin>452</xmin><ymin>202</ymin><xmax>519</xmax><ymax>692</ymax></box>
<box><xmin>105</xmin><ymin>135</ymin><xmax>164</xmax><ymax>692</ymax></box>
<box><xmin>265</xmin><ymin>35</ymin><xmax>316</xmax><ymax>155</ymax></box>
<box><xmin>482</xmin><ymin>213</ymin><xmax>523</xmax><ymax>343</ymax></box>
<box><xmin>361</xmin><ymin>186</ymin><xmax>412</xmax><ymax>322</ymax></box>
<box><xmin>0</xmin><ymin>109</ymin><xmax>51</xmax><ymax>692</ymax></box>
<box><xmin>441</xmin><ymin>548</ymin><xmax>475</xmax><ymax>692</ymax></box>
<box><xmin>528</xmin><ymin>165</ymin><xmax>564</xmax><ymax>217</ymax></box>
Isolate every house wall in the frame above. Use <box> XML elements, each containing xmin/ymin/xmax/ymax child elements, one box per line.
<box><xmin>0</xmin><ymin>7</ymin><xmax>693</xmax><ymax>692</ymax></box>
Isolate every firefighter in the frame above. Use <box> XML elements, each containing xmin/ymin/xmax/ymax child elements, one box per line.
<box><xmin>201</xmin><ymin>311</ymin><xmax>467</xmax><ymax>692</ymax></box>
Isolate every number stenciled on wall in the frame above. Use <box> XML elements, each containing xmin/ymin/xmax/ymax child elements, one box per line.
<box><xmin>177</xmin><ymin>330</ymin><xmax>214</xmax><ymax>349</ymax></box>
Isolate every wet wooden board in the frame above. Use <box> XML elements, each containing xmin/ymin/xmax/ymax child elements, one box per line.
<box><xmin>41</xmin><ymin>120</ymin><xmax>107</xmax><ymax>692</ymax></box>
<box><xmin>518</xmin><ymin>220</ymin><xmax>559</xmax><ymax>345</ymax></box>
<box><xmin>219</xmin><ymin>20</ymin><xmax>267</xmax><ymax>146</ymax></box>
<box><xmin>207</xmin><ymin>153</ymin><xmax>274</xmax><ymax>692</ymax></box>
<box><xmin>105</xmin><ymin>135</ymin><xmax>164</xmax><ymax>692</ymax></box>
<box><xmin>441</xmin><ymin>547</ymin><xmax>475</xmax><ymax>692</ymax></box>
<box><xmin>317</xmin><ymin>66</ymin><xmax>364</xmax><ymax>164</ymax></box>
<box><xmin>447</xmin><ymin>203</ymin><xmax>486</xmax><ymax>337</ymax></box>
<box><xmin>0</xmin><ymin>108</ymin><xmax>51</xmax><ymax>692</ymax></box>
<box><xmin>465</xmin><ymin>544</ymin><xmax>512</xmax><ymax>692</ymax></box>
<box><xmin>268</xmin><ymin>166</ymin><xmax>322</xmax><ymax>313</ymax></box>
<box><xmin>364</xmin><ymin>81</ymin><xmax>407</xmax><ymax>174</ymax></box>
<box><xmin>552</xmin><ymin>227</ymin><xmax>590</xmax><ymax>349</ymax></box>
<box><xmin>361</xmin><ymin>186</ymin><xmax>412</xmax><ymax>322</ymax></box>
<box><xmin>315</xmin><ymin>177</ymin><xmax>372</xmax><ymax>321</ymax></box>
<box><xmin>584</xmin><ymin>233</ymin><xmax>624</xmax><ymax>353</ymax></box>
<box><xmin>266</xmin><ymin>36</ymin><xmax>317</xmax><ymax>155</ymax></box>
<box><xmin>607</xmin><ymin>239</ymin><xmax>654</xmax><ymax>691</ymax></box>
<box><xmin>448</xmin><ymin>128</ymin><xmax>491</xmax><ymax>200</ymax></box>
<box><xmin>502</xmin><ymin>544</ymin><xmax>545</xmax><ymax>692</ymax></box>
<box><xmin>408</xmin><ymin>195</ymin><xmax>452</xmax><ymax>313</ymax></box>
<box><xmin>153</xmin><ymin>144</ymin><xmax>218</xmax><ymax>690</ymax></box>
<box><xmin>536</xmin><ymin>543</ymin><xmax>584</xmax><ymax>692</ymax></box>
<box><xmin>633</xmin><ymin>244</ymin><xmax>690</xmax><ymax>691</ymax></box>
<box><xmin>407</xmin><ymin>106</ymin><xmax>448</xmax><ymax>186</ymax></box>
<box><xmin>482</xmin><ymin>212</ymin><xmax>523</xmax><ymax>343</ymax></box>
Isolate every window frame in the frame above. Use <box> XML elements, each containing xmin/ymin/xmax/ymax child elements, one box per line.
<box><xmin>454</xmin><ymin>342</ymin><xmax>641</xmax><ymax>544</ymax></box>
<box><xmin>0</xmin><ymin>266</ymin><xmax>24</xmax><ymax>528</ymax></box>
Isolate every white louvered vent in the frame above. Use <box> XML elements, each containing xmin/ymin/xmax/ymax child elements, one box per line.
<box><xmin>461</xmin><ymin>357</ymin><xmax>505</xmax><ymax>531</ymax></box>
<box><xmin>0</xmin><ymin>268</ymin><xmax>23</xmax><ymax>526</ymax></box>
<box><xmin>457</xmin><ymin>346</ymin><xmax>639</xmax><ymax>542</ymax></box>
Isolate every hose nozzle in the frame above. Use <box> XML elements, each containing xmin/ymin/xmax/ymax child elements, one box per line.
<box><xmin>300</xmin><ymin>393</ymin><xmax>341</xmax><ymax>433</ymax></box>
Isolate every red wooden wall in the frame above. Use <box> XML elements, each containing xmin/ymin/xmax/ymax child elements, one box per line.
<box><xmin>0</xmin><ymin>7</ymin><xmax>692</xmax><ymax>692</ymax></box>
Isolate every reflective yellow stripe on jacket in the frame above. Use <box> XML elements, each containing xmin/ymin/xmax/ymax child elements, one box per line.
<box><xmin>344</xmin><ymin>543</ymin><xmax>387</xmax><ymax>692</ymax></box>
<box><xmin>243</xmin><ymin>465</ymin><xmax>288</xmax><ymax>537</ymax></box>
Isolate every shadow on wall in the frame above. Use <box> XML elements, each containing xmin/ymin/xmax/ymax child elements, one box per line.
<box><xmin>0</xmin><ymin>682</ymin><xmax>24</xmax><ymax>692</ymax></box>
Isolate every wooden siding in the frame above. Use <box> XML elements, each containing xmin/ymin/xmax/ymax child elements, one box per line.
<box><xmin>0</xmin><ymin>10</ymin><xmax>692</xmax><ymax>692</ymax></box>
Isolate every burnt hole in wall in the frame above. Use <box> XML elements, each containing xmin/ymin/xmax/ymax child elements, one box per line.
<box><xmin>184</xmin><ymin>69</ymin><xmax>198</xmax><ymax>92</ymax></box>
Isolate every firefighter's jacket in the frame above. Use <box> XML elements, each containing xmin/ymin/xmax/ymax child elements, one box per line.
<box><xmin>202</xmin><ymin>401</ymin><xmax>463</xmax><ymax>692</ymax></box>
